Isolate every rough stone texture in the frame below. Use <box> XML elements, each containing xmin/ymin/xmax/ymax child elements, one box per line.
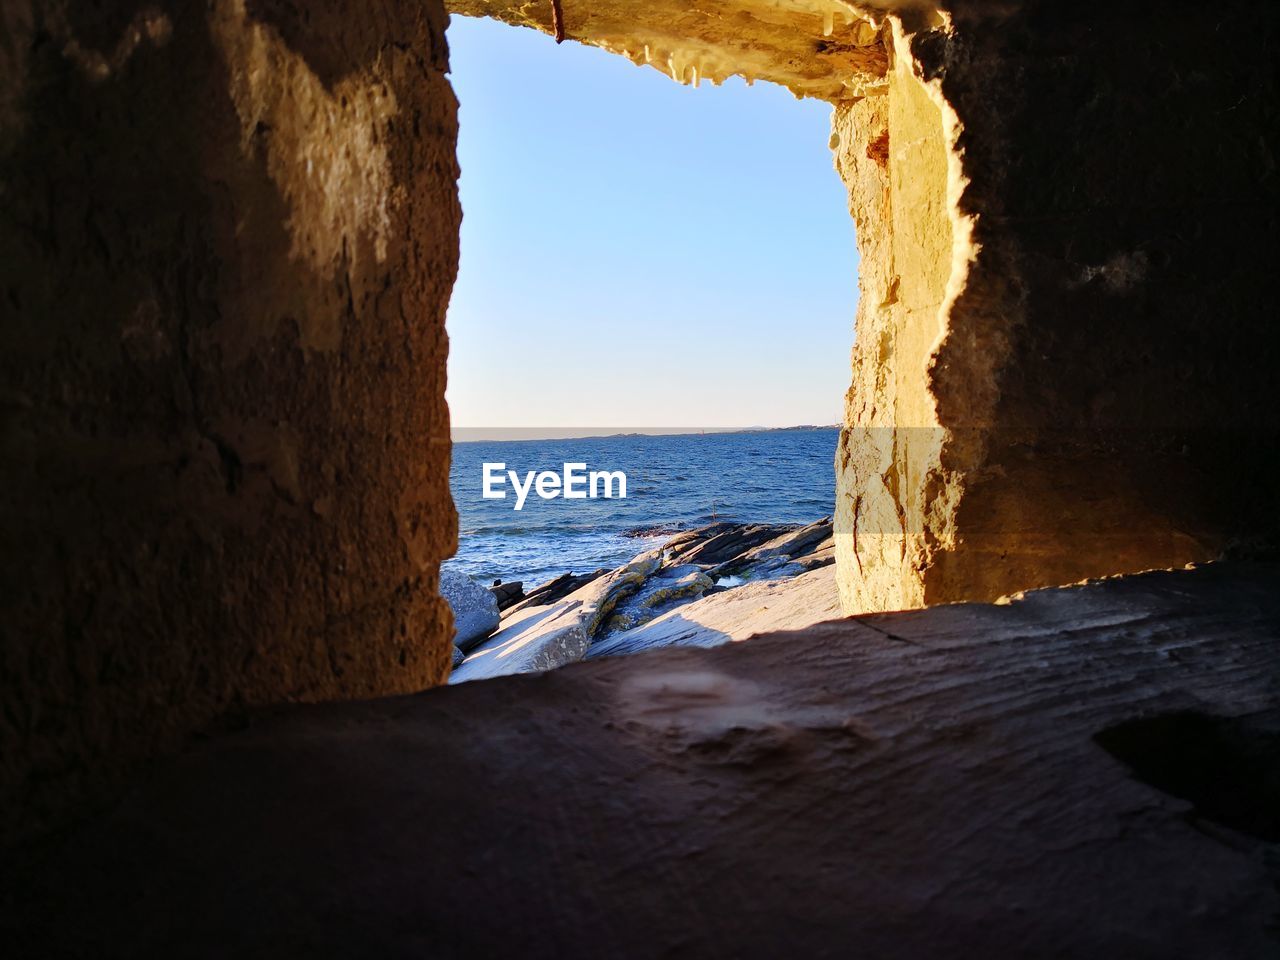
<box><xmin>832</xmin><ymin>27</ymin><xmax>956</xmax><ymax>614</ymax></box>
<box><xmin>440</xmin><ymin>569</ymin><xmax>500</xmax><ymax>652</ymax></box>
<box><xmin>447</xmin><ymin>0</ymin><xmax>890</xmax><ymax>100</ymax></box>
<box><xmin>588</xmin><ymin>564</ymin><xmax>841</xmax><ymax>659</ymax></box>
<box><xmin>833</xmin><ymin>2</ymin><xmax>1280</xmax><ymax>613</ymax></box>
<box><xmin>506</xmin><ymin>568</ymin><xmax>610</xmax><ymax>615</ymax></box>
<box><xmin>449</xmin><ymin>600</ymin><xmax>591</xmax><ymax>682</ymax></box>
<box><xmin>0</xmin><ymin>0</ymin><xmax>460</xmax><ymax>845</ymax></box>
<box><xmin>452</xmin><ymin>550</ymin><xmax>662</xmax><ymax>682</ymax></box>
<box><xmin>4</xmin><ymin>562</ymin><xmax>1278</xmax><ymax>958</ymax></box>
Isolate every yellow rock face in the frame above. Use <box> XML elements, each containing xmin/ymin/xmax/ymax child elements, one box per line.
<box><xmin>447</xmin><ymin>0</ymin><xmax>890</xmax><ymax>99</ymax></box>
<box><xmin>831</xmin><ymin>19</ymin><xmax>963</xmax><ymax>615</ymax></box>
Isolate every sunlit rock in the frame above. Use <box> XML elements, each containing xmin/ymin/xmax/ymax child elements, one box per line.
<box><xmin>441</xmin><ymin>570</ymin><xmax>501</xmax><ymax>653</ymax></box>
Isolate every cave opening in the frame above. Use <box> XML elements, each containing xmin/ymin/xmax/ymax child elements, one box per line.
<box><xmin>441</xmin><ymin>13</ymin><xmax>863</xmax><ymax>678</ymax></box>
<box><xmin>6</xmin><ymin>2</ymin><xmax>1280</xmax><ymax>947</ymax></box>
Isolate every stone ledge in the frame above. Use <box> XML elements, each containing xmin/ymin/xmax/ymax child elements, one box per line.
<box><xmin>4</xmin><ymin>561</ymin><xmax>1278</xmax><ymax>958</ymax></box>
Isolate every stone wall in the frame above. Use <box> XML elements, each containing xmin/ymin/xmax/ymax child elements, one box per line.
<box><xmin>833</xmin><ymin>1</ymin><xmax>1280</xmax><ymax>611</ymax></box>
<box><xmin>832</xmin><ymin>21</ymin><xmax>956</xmax><ymax>614</ymax></box>
<box><xmin>0</xmin><ymin>0</ymin><xmax>460</xmax><ymax>844</ymax></box>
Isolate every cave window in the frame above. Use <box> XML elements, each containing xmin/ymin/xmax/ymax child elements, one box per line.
<box><xmin>443</xmin><ymin>15</ymin><xmax>858</xmax><ymax>676</ymax></box>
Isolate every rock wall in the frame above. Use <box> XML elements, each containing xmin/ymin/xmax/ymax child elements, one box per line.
<box><xmin>448</xmin><ymin>0</ymin><xmax>890</xmax><ymax>99</ymax></box>
<box><xmin>4</xmin><ymin>0</ymin><xmax>1277</xmax><ymax>845</ymax></box>
<box><xmin>834</xmin><ymin>1</ymin><xmax>1280</xmax><ymax>612</ymax></box>
<box><xmin>0</xmin><ymin>0</ymin><xmax>460</xmax><ymax>844</ymax></box>
<box><xmin>832</xmin><ymin>21</ymin><xmax>957</xmax><ymax>614</ymax></box>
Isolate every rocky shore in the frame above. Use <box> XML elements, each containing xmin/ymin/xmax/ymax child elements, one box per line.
<box><xmin>443</xmin><ymin>519</ymin><xmax>838</xmax><ymax>683</ymax></box>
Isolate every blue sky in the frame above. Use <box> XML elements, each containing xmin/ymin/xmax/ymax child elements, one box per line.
<box><xmin>445</xmin><ymin>16</ymin><xmax>859</xmax><ymax>428</ymax></box>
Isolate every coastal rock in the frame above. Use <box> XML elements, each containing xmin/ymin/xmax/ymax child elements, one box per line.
<box><xmin>789</xmin><ymin>539</ymin><xmax>835</xmax><ymax>572</ymax></box>
<box><xmin>568</xmin><ymin>550</ymin><xmax>663</xmax><ymax>637</ymax></box>
<box><xmin>603</xmin><ymin>569</ymin><xmax>715</xmax><ymax>634</ymax></box>
<box><xmin>489</xmin><ymin>581</ymin><xmax>525</xmax><ymax>611</ymax></box>
<box><xmin>663</xmin><ymin>523</ymin><xmax>798</xmax><ymax>567</ymax></box>
<box><xmin>461</xmin><ymin>523</ymin><xmax>838</xmax><ymax>679</ymax></box>
<box><xmin>587</xmin><ymin>565</ymin><xmax>841</xmax><ymax>660</ymax></box>
<box><xmin>700</xmin><ymin>519</ymin><xmax>834</xmax><ymax>583</ymax></box>
<box><xmin>452</xmin><ymin>551</ymin><xmax>664</xmax><ymax>683</ymax></box>
<box><xmin>507</xmin><ymin>569</ymin><xmax>609</xmax><ymax>615</ymax></box>
<box><xmin>723</xmin><ymin>518</ymin><xmax>833</xmax><ymax>568</ymax></box>
<box><xmin>450</xmin><ymin>603</ymin><xmax>591</xmax><ymax>683</ymax></box>
<box><xmin>440</xmin><ymin>570</ymin><xmax>501</xmax><ymax>653</ymax></box>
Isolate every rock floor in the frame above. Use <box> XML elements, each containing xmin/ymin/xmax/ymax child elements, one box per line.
<box><xmin>4</xmin><ymin>562</ymin><xmax>1279</xmax><ymax>958</ymax></box>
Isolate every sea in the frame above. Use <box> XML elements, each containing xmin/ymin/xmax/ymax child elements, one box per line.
<box><xmin>446</xmin><ymin>428</ymin><xmax>839</xmax><ymax>586</ymax></box>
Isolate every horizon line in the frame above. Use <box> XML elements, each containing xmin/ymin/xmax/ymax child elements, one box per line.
<box><xmin>451</xmin><ymin>425</ymin><xmax>840</xmax><ymax>443</ymax></box>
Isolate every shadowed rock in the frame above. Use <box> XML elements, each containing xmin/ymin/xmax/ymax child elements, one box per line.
<box><xmin>506</xmin><ymin>569</ymin><xmax>610</xmax><ymax>615</ymax></box>
<box><xmin>8</xmin><ymin>562</ymin><xmax>1279</xmax><ymax>958</ymax></box>
<box><xmin>489</xmin><ymin>581</ymin><xmax>525</xmax><ymax>611</ymax></box>
<box><xmin>663</xmin><ymin>523</ymin><xmax>798</xmax><ymax>566</ymax></box>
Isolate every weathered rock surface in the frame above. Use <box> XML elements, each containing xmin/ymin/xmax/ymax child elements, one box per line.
<box><xmin>448</xmin><ymin>602</ymin><xmax>591</xmax><ymax>683</ymax></box>
<box><xmin>447</xmin><ymin>0</ymin><xmax>888</xmax><ymax>100</ymax></box>
<box><xmin>830</xmin><ymin>5</ymin><xmax>1280</xmax><ymax>614</ymax></box>
<box><xmin>0</xmin><ymin>0</ymin><xmax>460</xmax><ymax>845</ymax></box>
<box><xmin>7</xmin><ymin>0</ymin><xmax>1279</xmax><ymax>866</ymax></box>
<box><xmin>663</xmin><ymin>522</ymin><xmax>797</xmax><ymax>566</ymax></box>
<box><xmin>6</xmin><ymin>562</ymin><xmax>1278</xmax><ymax>958</ymax></box>
<box><xmin>724</xmin><ymin>517</ymin><xmax>833</xmax><ymax>567</ymax></box>
<box><xmin>588</xmin><ymin>565</ymin><xmax>841</xmax><ymax>660</ymax></box>
<box><xmin>602</xmin><ymin>568</ymin><xmax>716</xmax><ymax>634</ymax></box>
<box><xmin>451</xmin><ymin>551</ymin><xmax>663</xmax><ymax>683</ymax></box>
<box><xmin>706</xmin><ymin>519</ymin><xmax>836</xmax><ymax>582</ymax></box>
<box><xmin>506</xmin><ymin>569</ymin><xmax>610</xmax><ymax>615</ymax></box>
<box><xmin>453</xmin><ymin>523</ymin><xmax>839</xmax><ymax>681</ymax></box>
<box><xmin>489</xmin><ymin>581</ymin><xmax>524</xmax><ymax>610</ymax></box>
<box><xmin>440</xmin><ymin>570</ymin><xmax>500</xmax><ymax>652</ymax></box>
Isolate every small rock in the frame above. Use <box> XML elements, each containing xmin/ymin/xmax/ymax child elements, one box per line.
<box><xmin>489</xmin><ymin>581</ymin><xmax>525</xmax><ymax>611</ymax></box>
<box><xmin>440</xmin><ymin>569</ymin><xmax>501</xmax><ymax>653</ymax></box>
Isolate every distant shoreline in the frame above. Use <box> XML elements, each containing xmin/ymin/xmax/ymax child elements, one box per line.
<box><xmin>451</xmin><ymin>425</ymin><xmax>839</xmax><ymax>444</ymax></box>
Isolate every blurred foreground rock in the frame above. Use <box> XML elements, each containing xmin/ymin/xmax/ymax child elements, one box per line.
<box><xmin>7</xmin><ymin>562</ymin><xmax>1279</xmax><ymax>958</ymax></box>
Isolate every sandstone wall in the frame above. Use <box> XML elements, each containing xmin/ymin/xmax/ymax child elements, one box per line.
<box><xmin>834</xmin><ymin>1</ymin><xmax>1280</xmax><ymax>612</ymax></box>
<box><xmin>448</xmin><ymin>0</ymin><xmax>889</xmax><ymax>99</ymax></box>
<box><xmin>0</xmin><ymin>0</ymin><xmax>460</xmax><ymax>844</ymax></box>
<box><xmin>832</xmin><ymin>23</ymin><xmax>956</xmax><ymax>614</ymax></box>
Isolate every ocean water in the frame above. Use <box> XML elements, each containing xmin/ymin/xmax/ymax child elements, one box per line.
<box><xmin>446</xmin><ymin>428</ymin><xmax>839</xmax><ymax>586</ymax></box>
